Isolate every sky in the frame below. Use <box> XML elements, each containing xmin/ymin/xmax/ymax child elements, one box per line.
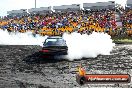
<box><xmin>0</xmin><ymin>0</ymin><xmax>128</xmax><ymax>16</ymax></box>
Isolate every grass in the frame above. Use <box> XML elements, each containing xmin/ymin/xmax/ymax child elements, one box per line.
<box><xmin>114</xmin><ymin>39</ymin><xmax>132</xmax><ymax>42</ymax></box>
<box><xmin>112</xmin><ymin>37</ymin><xmax>132</xmax><ymax>43</ymax></box>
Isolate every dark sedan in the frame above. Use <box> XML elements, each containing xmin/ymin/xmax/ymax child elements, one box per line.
<box><xmin>39</xmin><ymin>36</ymin><xmax>68</xmax><ymax>56</ymax></box>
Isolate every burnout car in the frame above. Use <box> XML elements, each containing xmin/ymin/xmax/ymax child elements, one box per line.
<box><xmin>40</xmin><ymin>36</ymin><xmax>68</xmax><ymax>56</ymax></box>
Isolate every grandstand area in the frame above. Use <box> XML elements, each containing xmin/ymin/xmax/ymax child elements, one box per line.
<box><xmin>0</xmin><ymin>0</ymin><xmax>131</xmax><ymax>38</ymax></box>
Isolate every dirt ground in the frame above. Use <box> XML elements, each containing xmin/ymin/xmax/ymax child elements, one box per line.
<box><xmin>0</xmin><ymin>44</ymin><xmax>132</xmax><ymax>88</ymax></box>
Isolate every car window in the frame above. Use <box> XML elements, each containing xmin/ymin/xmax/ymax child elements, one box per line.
<box><xmin>44</xmin><ymin>38</ymin><xmax>66</xmax><ymax>46</ymax></box>
<box><xmin>45</xmin><ymin>39</ymin><xmax>57</xmax><ymax>43</ymax></box>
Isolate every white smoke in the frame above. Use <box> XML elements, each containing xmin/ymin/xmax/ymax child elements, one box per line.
<box><xmin>63</xmin><ymin>32</ymin><xmax>115</xmax><ymax>60</ymax></box>
<box><xmin>0</xmin><ymin>30</ymin><xmax>47</xmax><ymax>46</ymax></box>
<box><xmin>0</xmin><ymin>29</ymin><xmax>115</xmax><ymax>60</ymax></box>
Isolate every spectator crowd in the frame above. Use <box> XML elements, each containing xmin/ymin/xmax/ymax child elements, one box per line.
<box><xmin>0</xmin><ymin>7</ymin><xmax>132</xmax><ymax>37</ymax></box>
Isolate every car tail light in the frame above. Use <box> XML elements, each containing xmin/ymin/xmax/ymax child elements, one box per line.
<box><xmin>43</xmin><ymin>50</ymin><xmax>49</xmax><ymax>52</ymax></box>
<box><xmin>40</xmin><ymin>49</ymin><xmax>49</xmax><ymax>52</ymax></box>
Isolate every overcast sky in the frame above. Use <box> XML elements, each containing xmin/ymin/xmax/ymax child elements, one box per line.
<box><xmin>0</xmin><ymin>0</ymin><xmax>127</xmax><ymax>16</ymax></box>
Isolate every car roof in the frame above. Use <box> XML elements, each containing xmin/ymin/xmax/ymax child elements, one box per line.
<box><xmin>47</xmin><ymin>36</ymin><xmax>63</xmax><ymax>39</ymax></box>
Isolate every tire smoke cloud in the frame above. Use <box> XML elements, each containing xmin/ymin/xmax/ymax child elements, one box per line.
<box><xmin>0</xmin><ymin>30</ymin><xmax>47</xmax><ymax>46</ymax></box>
<box><xmin>63</xmin><ymin>32</ymin><xmax>115</xmax><ymax>60</ymax></box>
<box><xmin>0</xmin><ymin>30</ymin><xmax>115</xmax><ymax>60</ymax></box>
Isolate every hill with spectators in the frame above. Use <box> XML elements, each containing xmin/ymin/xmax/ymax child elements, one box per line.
<box><xmin>0</xmin><ymin>1</ymin><xmax>131</xmax><ymax>38</ymax></box>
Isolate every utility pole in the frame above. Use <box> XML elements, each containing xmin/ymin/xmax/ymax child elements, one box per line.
<box><xmin>35</xmin><ymin>0</ymin><xmax>36</xmax><ymax>8</ymax></box>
